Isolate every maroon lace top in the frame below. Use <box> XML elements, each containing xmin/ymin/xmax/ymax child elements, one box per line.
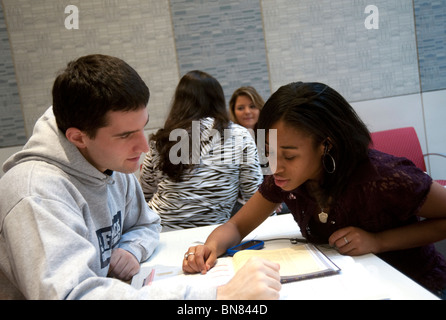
<box><xmin>259</xmin><ymin>149</ymin><xmax>446</xmax><ymax>293</ymax></box>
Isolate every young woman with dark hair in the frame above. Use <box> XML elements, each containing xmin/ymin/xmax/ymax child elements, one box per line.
<box><xmin>183</xmin><ymin>82</ymin><xmax>446</xmax><ymax>298</ymax></box>
<box><xmin>140</xmin><ymin>71</ymin><xmax>263</xmax><ymax>231</ymax></box>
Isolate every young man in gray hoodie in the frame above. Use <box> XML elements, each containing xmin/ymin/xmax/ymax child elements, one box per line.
<box><xmin>0</xmin><ymin>54</ymin><xmax>281</xmax><ymax>300</ymax></box>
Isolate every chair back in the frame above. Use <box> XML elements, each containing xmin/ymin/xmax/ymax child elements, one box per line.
<box><xmin>370</xmin><ymin>127</ymin><xmax>426</xmax><ymax>171</ymax></box>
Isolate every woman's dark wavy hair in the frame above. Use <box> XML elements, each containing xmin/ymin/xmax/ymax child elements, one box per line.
<box><xmin>151</xmin><ymin>70</ymin><xmax>229</xmax><ymax>182</ymax></box>
<box><xmin>258</xmin><ymin>82</ymin><xmax>371</xmax><ymax>204</ymax></box>
<box><xmin>52</xmin><ymin>54</ymin><xmax>149</xmax><ymax>138</ymax></box>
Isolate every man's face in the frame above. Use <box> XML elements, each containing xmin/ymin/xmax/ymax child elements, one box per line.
<box><xmin>79</xmin><ymin>107</ymin><xmax>149</xmax><ymax>174</ymax></box>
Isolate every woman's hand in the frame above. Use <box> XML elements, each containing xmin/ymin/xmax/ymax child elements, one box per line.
<box><xmin>328</xmin><ymin>226</ymin><xmax>380</xmax><ymax>256</ymax></box>
<box><xmin>182</xmin><ymin>244</ymin><xmax>218</xmax><ymax>274</ymax></box>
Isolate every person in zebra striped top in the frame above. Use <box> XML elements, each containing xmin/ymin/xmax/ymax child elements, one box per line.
<box><xmin>140</xmin><ymin>71</ymin><xmax>263</xmax><ymax>231</ymax></box>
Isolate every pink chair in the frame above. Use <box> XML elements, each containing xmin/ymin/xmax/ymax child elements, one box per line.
<box><xmin>370</xmin><ymin>127</ymin><xmax>446</xmax><ymax>186</ymax></box>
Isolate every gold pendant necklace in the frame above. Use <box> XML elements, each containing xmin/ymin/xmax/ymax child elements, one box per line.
<box><xmin>306</xmin><ymin>182</ymin><xmax>330</xmax><ymax>224</ymax></box>
<box><xmin>318</xmin><ymin>209</ymin><xmax>328</xmax><ymax>223</ymax></box>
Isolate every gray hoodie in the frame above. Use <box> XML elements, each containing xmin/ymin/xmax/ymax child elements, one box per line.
<box><xmin>0</xmin><ymin>108</ymin><xmax>216</xmax><ymax>300</ymax></box>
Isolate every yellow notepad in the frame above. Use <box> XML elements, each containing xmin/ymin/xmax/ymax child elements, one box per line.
<box><xmin>232</xmin><ymin>244</ymin><xmax>340</xmax><ymax>283</ymax></box>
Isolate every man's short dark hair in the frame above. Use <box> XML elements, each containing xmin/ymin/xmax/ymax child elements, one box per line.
<box><xmin>52</xmin><ymin>54</ymin><xmax>150</xmax><ymax>138</ymax></box>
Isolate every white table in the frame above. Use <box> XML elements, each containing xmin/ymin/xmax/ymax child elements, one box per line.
<box><xmin>142</xmin><ymin>214</ymin><xmax>439</xmax><ymax>300</ymax></box>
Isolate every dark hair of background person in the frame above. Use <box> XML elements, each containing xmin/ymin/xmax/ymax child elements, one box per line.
<box><xmin>151</xmin><ymin>70</ymin><xmax>229</xmax><ymax>182</ymax></box>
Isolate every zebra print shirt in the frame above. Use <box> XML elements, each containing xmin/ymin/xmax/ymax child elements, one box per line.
<box><xmin>139</xmin><ymin>117</ymin><xmax>263</xmax><ymax>231</ymax></box>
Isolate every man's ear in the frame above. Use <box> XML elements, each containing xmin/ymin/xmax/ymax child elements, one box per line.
<box><xmin>65</xmin><ymin>127</ymin><xmax>88</xmax><ymax>149</ymax></box>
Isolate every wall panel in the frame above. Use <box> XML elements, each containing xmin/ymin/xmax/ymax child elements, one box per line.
<box><xmin>414</xmin><ymin>0</ymin><xmax>446</xmax><ymax>92</ymax></box>
<box><xmin>262</xmin><ymin>0</ymin><xmax>420</xmax><ymax>102</ymax></box>
<box><xmin>170</xmin><ymin>0</ymin><xmax>270</xmax><ymax>102</ymax></box>
<box><xmin>0</xmin><ymin>4</ymin><xmax>26</xmax><ymax>147</ymax></box>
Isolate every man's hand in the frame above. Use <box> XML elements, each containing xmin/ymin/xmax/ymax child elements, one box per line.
<box><xmin>217</xmin><ymin>257</ymin><xmax>281</xmax><ymax>300</ymax></box>
<box><xmin>108</xmin><ymin>248</ymin><xmax>140</xmax><ymax>281</ymax></box>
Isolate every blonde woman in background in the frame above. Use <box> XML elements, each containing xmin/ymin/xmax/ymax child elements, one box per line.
<box><xmin>228</xmin><ymin>87</ymin><xmax>265</xmax><ymax>215</ymax></box>
<box><xmin>229</xmin><ymin>86</ymin><xmax>265</xmax><ymax>132</ymax></box>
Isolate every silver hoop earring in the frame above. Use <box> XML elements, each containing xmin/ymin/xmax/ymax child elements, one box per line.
<box><xmin>322</xmin><ymin>150</ymin><xmax>336</xmax><ymax>174</ymax></box>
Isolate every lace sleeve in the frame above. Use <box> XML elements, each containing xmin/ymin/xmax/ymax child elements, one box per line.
<box><xmin>361</xmin><ymin>151</ymin><xmax>433</xmax><ymax>224</ymax></box>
